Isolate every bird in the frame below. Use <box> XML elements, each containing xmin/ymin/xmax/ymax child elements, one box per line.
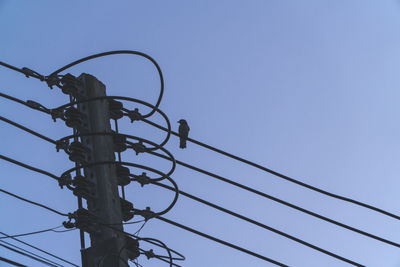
<box><xmin>178</xmin><ymin>119</ymin><xmax>190</xmax><ymax>149</ymax></box>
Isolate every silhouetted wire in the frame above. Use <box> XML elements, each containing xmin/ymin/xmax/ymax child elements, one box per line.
<box><xmin>0</xmin><ymin>116</ymin><xmax>56</xmax><ymax>144</ymax></box>
<box><xmin>0</xmin><ymin>92</ymin><xmax>51</xmax><ymax>114</ymax></box>
<box><xmin>0</xmin><ymin>62</ymin><xmax>45</xmax><ymax>80</ymax></box>
<box><xmin>138</xmin><ymin>248</ymin><xmax>181</xmax><ymax>267</ymax></box>
<box><xmin>151</xmin><ymin>181</ymin><xmax>363</xmax><ymax>265</ymax></box>
<box><xmin>48</xmin><ymin>50</ymin><xmax>164</xmax><ymax>119</ymax></box>
<box><xmin>148</xmin><ymin>151</ymin><xmax>400</xmax><ymax>248</ymax></box>
<box><xmin>156</xmin><ymin>216</ymin><xmax>289</xmax><ymax>267</ymax></box>
<box><xmin>0</xmin><ymin>232</ymin><xmax>79</xmax><ymax>267</ymax></box>
<box><xmin>0</xmin><ymin>256</ymin><xmax>27</xmax><ymax>267</ymax></box>
<box><xmin>122</xmin><ymin>220</ymin><xmax>145</xmax><ymax>225</ymax></box>
<box><xmin>143</xmin><ymin>120</ymin><xmax>400</xmax><ymax>221</ymax></box>
<box><xmin>1</xmin><ymin>155</ymin><xmax>59</xmax><ymax>181</ymax></box>
<box><xmin>0</xmin><ymin>243</ymin><xmax>59</xmax><ymax>267</ymax></box>
<box><xmin>50</xmin><ymin>229</ymin><xmax>77</xmax><ymax>233</ymax></box>
<box><xmin>0</xmin><ymin>240</ymin><xmax>64</xmax><ymax>267</ymax></box>
<box><xmin>0</xmin><ymin>226</ymin><xmax>63</xmax><ymax>240</ymax></box>
<box><xmin>0</xmin><ymin>188</ymin><xmax>67</xmax><ymax>216</ymax></box>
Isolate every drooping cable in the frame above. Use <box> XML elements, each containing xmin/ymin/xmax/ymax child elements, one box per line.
<box><xmin>0</xmin><ymin>226</ymin><xmax>64</xmax><ymax>240</ymax></box>
<box><xmin>143</xmin><ymin>120</ymin><xmax>400</xmax><ymax>221</ymax></box>
<box><xmin>0</xmin><ymin>188</ymin><xmax>68</xmax><ymax>216</ymax></box>
<box><xmin>48</xmin><ymin>50</ymin><xmax>164</xmax><ymax>119</ymax></box>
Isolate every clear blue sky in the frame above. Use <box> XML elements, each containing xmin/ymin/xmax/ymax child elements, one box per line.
<box><xmin>1</xmin><ymin>1</ymin><xmax>400</xmax><ymax>266</ymax></box>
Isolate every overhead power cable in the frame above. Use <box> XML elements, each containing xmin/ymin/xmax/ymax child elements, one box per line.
<box><xmin>0</xmin><ymin>256</ymin><xmax>27</xmax><ymax>267</ymax></box>
<box><xmin>0</xmin><ymin>188</ymin><xmax>67</xmax><ymax>216</ymax></box>
<box><xmin>143</xmin><ymin>119</ymin><xmax>400</xmax><ymax>221</ymax></box>
<box><xmin>0</xmin><ymin>155</ymin><xmax>59</xmax><ymax>181</ymax></box>
<box><xmin>0</xmin><ymin>231</ymin><xmax>78</xmax><ymax>267</ymax></box>
<box><xmin>0</xmin><ymin>243</ymin><xmax>59</xmax><ymax>267</ymax></box>
<box><xmin>0</xmin><ymin>226</ymin><xmax>63</xmax><ymax>240</ymax></box>
<box><xmin>2</xmin><ymin>119</ymin><xmax>399</xmax><ymax>249</ymax></box>
<box><xmin>148</xmin><ymin>151</ymin><xmax>400</xmax><ymax>248</ymax></box>
<box><xmin>1</xmin><ymin>116</ymin><xmax>56</xmax><ymax>144</ymax></box>
<box><xmin>153</xmin><ymin>181</ymin><xmax>363</xmax><ymax>265</ymax></box>
<box><xmin>155</xmin><ymin>216</ymin><xmax>289</xmax><ymax>267</ymax></box>
<box><xmin>0</xmin><ymin>240</ymin><xmax>64</xmax><ymax>267</ymax></box>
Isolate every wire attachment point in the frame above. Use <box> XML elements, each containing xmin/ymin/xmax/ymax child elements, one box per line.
<box><xmin>132</xmin><ymin>172</ymin><xmax>151</xmax><ymax>187</ymax></box>
<box><xmin>21</xmin><ymin>67</ymin><xmax>45</xmax><ymax>81</ymax></box>
<box><xmin>134</xmin><ymin>207</ymin><xmax>156</xmax><ymax>221</ymax></box>
<box><xmin>130</xmin><ymin>141</ymin><xmax>147</xmax><ymax>155</ymax></box>
<box><xmin>144</xmin><ymin>249</ymin><xmax>155</xmax><ymax>259</ymax></box>
<box><xmin>127</xmin><ymin>108</ymin><xmax>142</xmax><ymax>123</ymax></box>
<box><xmin>59</xmin><ymin>173</ymin><xmax>72</xmax><ymax>189</ymax></box>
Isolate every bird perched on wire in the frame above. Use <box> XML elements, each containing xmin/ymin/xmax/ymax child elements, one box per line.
<box><xmin>178</xmin><ymin>119</ymin><xmax>190</xmax><ymax>149</ymax></box>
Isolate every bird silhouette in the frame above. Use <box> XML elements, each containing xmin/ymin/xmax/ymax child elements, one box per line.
<box><xmin>178</xmin><ymin>119</ymin><xmax>190</xmax><ymax>149</ymax></box>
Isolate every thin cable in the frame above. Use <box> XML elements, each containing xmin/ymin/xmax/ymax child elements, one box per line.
<box><xmin>0</xmin><ymin>232</ymin><xmax>78</xmax><ymax>267</ymax></box>
<box><xmin>0</xmin><ymin>116</ymin><xmax>56</xmax><ymax>144</ymax></box>
<box><xmin>0</xmin><ymin>256</ymin><xmax>27</xmax><ymax>267</ymax></box>
<box><xmin>143</xmin><ymin>119</ymin><xmax>400</xmax><ymax>221</ymax></box>
<box><xmin>48</xmin><ymin>50</ymin><xmax>164</xmax><ymax>119</ymax></box>
<box><xmin>0</xmin><ymin>243</ymin><xmax>59</xmax><ymax>267</ymax></box>
<box><xmin>153</xmin><ymin>181</ymin><xmax>363</xmax><ymax>265</ymax></box>
<box><xmin>156</xmin><ymin>216</ymin><xmax>289</xmax><ymax>267</ymax></box>
<box><xmin>0</xmin><ymin>188</ymin><xmax>67</xmax><ymax>216</ymax></box>
<box><xmin>0</xmin><ymin>240</ymin><xmax>64</xmax><ymax>267</ymax></box>
<box><xmin>149</xmin><ymin>151</ymin><xmax>400</xmax><ymax>248</ymax></box>
<box><xmin>0</xmin><ymin>226</ymin><xmax>63</xmax><ymax>240</ymax></box>
<box><xmin>0</xmin><ymin>155</ymin><xmax>59</xmax><ymax>181</ymax></box>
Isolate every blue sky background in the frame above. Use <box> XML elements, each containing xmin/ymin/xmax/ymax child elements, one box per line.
<box><xmin>1</xmin><ymin>1</ymin><xmax>400</xmax><ymax>266</ymax></box>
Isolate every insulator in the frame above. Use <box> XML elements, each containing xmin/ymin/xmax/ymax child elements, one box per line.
<box><xmin>72</xmin><ymin>175</ymin><xmax>95</xmax><ymax>199</ymax></box>
<box><xmin>116</xmin><ymin>165</ymin><xmax>131</xmax><ymax>186</ymax></box>
<box><xmin>126</xmin><ymin>237</ymin><xmax>140</xmax><ymax>260</ymax></box>
<box><xmin>133</xmin><ymin>172</ymin><xmax>150</xmax><ymax>187</ymax></box>
<box><xmin>113</xmin><ymin>133</ymin><xmax>127</xmax><ymax>152</ymax></box>
<box><xmin>68</xmin><ymin>141</ymin><xmax>89</xmax><ymax>163</ymax></box>
<box><xmin>56</xmin><ymin>139</ymin><xmax>69</xmax><ymax>152</ymax></box>
<box><xmin>65</xmin><ymin>107</ymin><xmax>86</xmax><ymax>129</ymax></box>
<box><xmin>109</xmin><ymin>99</ymin><xmax>123</xmax><ymax>120</ymax></box>
<box><xmin>60</xmin><ymin>74</ymin><xmax>79</xmax><ymax>96</ymax></box>
<box><xmin>50</xmin><ymin>107</ymin><xmax>65</xmax><ymax>122</ymax></box>
<box><xmin>58</xmin><ymin>173</ymin><xmax>72</xmax><ymax>189</ymax></box>
<box><xmin>120</xmin><ymin>198</ymin><xmax>134</xmax><ymax>222</ymax></box>
<box><xmin>73</xmin><ymin>208</ymin><xmax>98</xmax><ymax>234</ymax></box>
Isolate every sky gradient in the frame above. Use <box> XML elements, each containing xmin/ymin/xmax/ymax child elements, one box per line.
<box><xmin>1</xmin><ymin>1</ymin><xmax>400</xmax><ymax>266</ymax></box>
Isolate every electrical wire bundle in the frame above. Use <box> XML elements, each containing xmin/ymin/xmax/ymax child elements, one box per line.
<box><xmin>2</xmin><ymin>51</ymin><xmax>400</xmax><ymax>266</ymax></box>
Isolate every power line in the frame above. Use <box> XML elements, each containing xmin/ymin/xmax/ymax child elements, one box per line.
<box><xmin>0</xmin><ymin>154</ymin><xmax>59</xmax><ymax>181</ymax></box>
<box><xmin>148</xmin><ymin>151</ymin><xmax>400</xmax><ymax>248</ymax></box>
<box><xmin>0</xmin><ymin>188</ymin><xmax>67</xmax><ymax>216</ymax></box>
<box><xmin>143</xmin><ymin>119</ymin><xmax>400</xmax><ymax>221</ymax></box>
<box><xmin>155</xmin><ymin>216</ymin><xmax>290</xmax><ymax>267</ymax></box>
<box><xmin>152</xmin><ymin>181</ymin><xmax>363</xmax><ymax>265</ymax></box>
<box><xmin>0</xmin><ymin>243</ymin><xmax>59</xmax><ymax>267</ymax></box>
<box><xmin>0</xmin><ymin>256</ymin><xmax>27</xmax><ymax>267</ymax></box>
<box><xmin>2</xmin><ymin>116</ymin><xmax>399</xmax><ymax>249</ymax></box>
<box><xmin>0</xmin><ymin>232</ymin><xmax>78</xmax><ymax>267</ymax></box>
<box><xmin>0</xmin><ymin>116</ymin><xmax>56</xmax><ymax>144</ymax></box>
<box><xmin>0</xmin><ymin>226</ymin><xmax>63</xmax><ymax>240</ymax></box>
<box><xmin>0</xmin><ymin>240</ymin><xmax>64</xmax><ymax>267</ymax></box>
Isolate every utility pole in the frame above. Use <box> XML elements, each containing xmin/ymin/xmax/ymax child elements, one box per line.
<box><xmin>76</xmin><ymin>74</ymin><xmax>127</xmax><ymax>267</ymax></box>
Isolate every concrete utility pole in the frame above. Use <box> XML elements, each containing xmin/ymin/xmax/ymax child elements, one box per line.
<box><xmin>76</xmin><ymin>74</ymin><xmax>127</xmax><ymax>267</ymax></box>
